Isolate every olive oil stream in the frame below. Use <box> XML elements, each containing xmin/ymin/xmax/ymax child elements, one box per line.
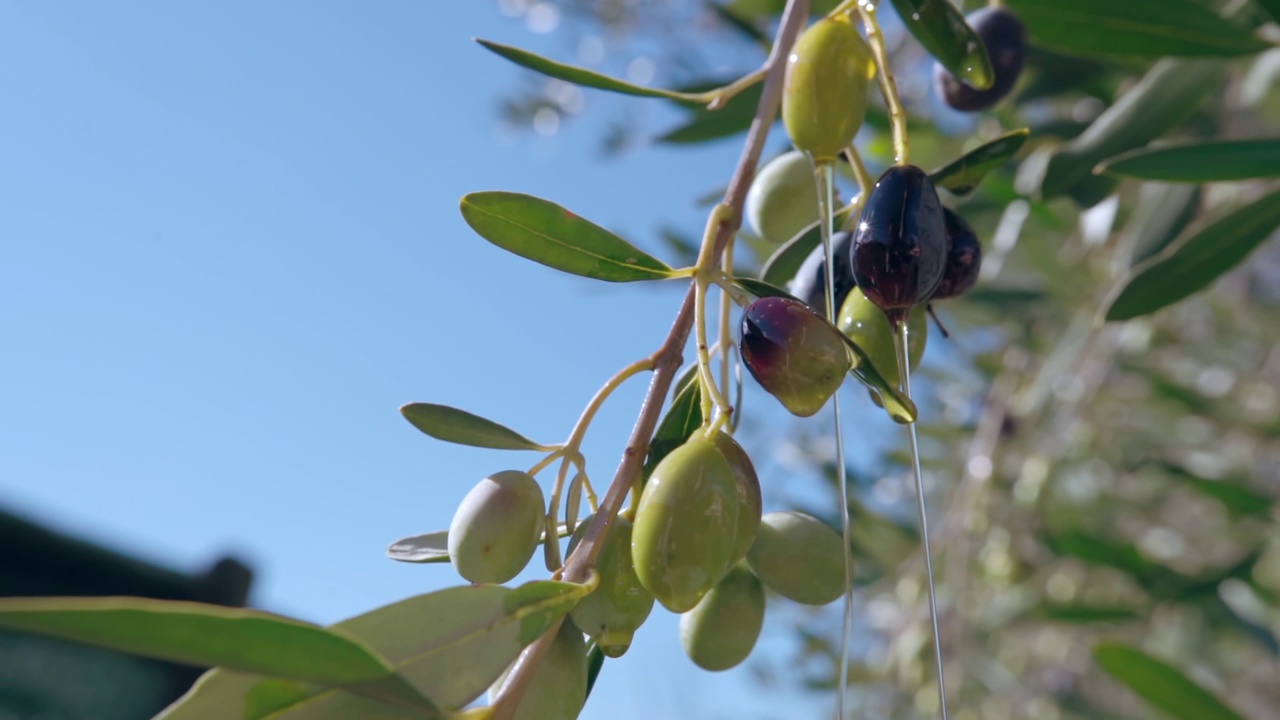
<box><xmin>811</xmin><ymin>159</ymin><xmax>855</xmax><ymax>719</ymax></box>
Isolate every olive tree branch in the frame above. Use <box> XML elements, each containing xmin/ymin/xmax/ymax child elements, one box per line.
<box><xmin>487</xmin><ymin>1</ymin><xmax>811</xmax><ymax>715</ymax></box>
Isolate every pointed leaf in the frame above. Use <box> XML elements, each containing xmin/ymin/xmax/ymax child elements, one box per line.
<box><xmin>839</xmin><ymin>334</ymin><xmax>918</xmax><ymax>424</ymax></box>
<box><xmin>1097</xmin><ymin>139</ymin><xmax>1280</xmax><ymax>182</ymax></box>
<box><xmin>460</xmin><ymin>192</ymin><xmax>675</xmax><ymax>283</ymax></box>
<box><xmin>476</xmin><ymin>39</ymin><xmax>697</xmax><ymax>104</ymax></box>
<box><xmin>758</xmin><ymin>204</ymin><xmax>856</xmax><ymax>287</ymax></box>
<box><xmin>1105</xmin><ymin>186</ymin><xmax>1280</xmax><ymax>321</ymax></box>
<box><xmin>387</xmin><ymin>524</ymin><xmax>571</xmax><ymax>564</ymax></box>
<box><xmin>657</xmin><ymin>83</ymin><xmax>763</xmax><ymax>145</ymax></box>
<box><xmin>158</xmin><ymin>671</ymin><xmax>431</xmax><ymax>720</ymax></box>
<box><xmin>1003</xmin><ymin>0</ymin><xmax>1269</xmax><ymax>59</ymax></box>
<box><xmin>1034</xmin><ymin>604</ymin><xmax>1141</xmax><ymax>623</ymax></box>
<box><xmin>890</xmin><ymin>0</ymin><xmax>994</xmax><ymax>89</ymax></box>
<box><xmin>731</xmin><ymin>276</ymin><xmax>802</xmax><ymax>303</ymax></box>
<box><xmin>1257</xmin><ymin>0</ymin><xmax>1280</xmax><ymax>24</ymax></box>
<box><xmin>643</xmin><ymin>373</ymin><xmax>703</xmax><ymax>479</ymax></box>
<box><xmin>400</xmin><ymin>402</ymin><xmax>549</xmax><ymax>451</ymax></box>
<box><xmin>0</xmin><ymin>597</ymin><xmax>393</xmax><ymax>686</ymax></box>
<box><xmin>929</xmin><ymin>129</ymin><xmax>1030</xmax><ymax>196</ymax></box>
<box><xmin>1094</xmin><ymin>644</ymin><xmax>1246</xmax><ymax>720</ymax></box>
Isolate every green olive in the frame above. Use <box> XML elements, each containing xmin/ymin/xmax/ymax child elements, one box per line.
<box><xmin>745</xmin><ymin>150</ymin><xmax>823</xmax><ymax>246</ymax></box>
<box><xmin>740</xmin><ymin>297</ymin><xmax>851</xmax><ymax>418</ymax></box>
<box><xmin>632</xmin><ymin>435</ymin><xmax>741</xmax><ymax>613</ymax></box>
<box><xmin>837</xmin><ymin>287</ymin><xmax>927</xmax><ymax>391</ymax></box>
<box><xmin>489</xmin><ymin>621</ymin><xmax>587</xmax><ymax>720</ymax></box>
<box><xmin>745</xmin><ymin>511</ymin><xmax>847</xmax><ymax>605</ymax></box>
<box><xmin>567</xmin><ymin>515</ymin><xmax>654</xmax><ymax>658</ymax></box>
<box><xmin>448</xmin><ymin>470</ymin><xmax>545</xmax><ymax>585</ymax></box>
<box><xmin>679</xmin><ymin>563</ymin><xmax>766</xmax><ymax>671</ymax></box>
<box><xmin>710</xmin><ymin>431</ymin><xmax>762</xmax><ymax>565</ymax></box>
<box><xmin>782</xmin><ymin>16</ymin><xmax>875</xmax><ymax>163</ymax></box>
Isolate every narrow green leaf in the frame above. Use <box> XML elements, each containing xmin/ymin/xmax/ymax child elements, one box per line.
<box><xmin>387</xmin><ymin>524</ymin><xmax>571</xmax><ymax>564</ymax></box>
<box><xmin>1003</xmin><ymin>0</ymin><xmax>1269</xmax><ymax>59</ymax></box>
<box><xmin>839</xmin><ymin>335</ymin><xmax>918</xmax><ymax>424</ymax></box>
<box><xmin>475</xmin><ymin>39</ymin><xmax>696</xmax><ymax>104</ymax></box>
<box><xmin>1040</xmin><ymin>59</ymin><xmax>1224</xmax><ymax>200</ymax></box>
<box><xmin>890</xmin><ymin>0</ymin><xmax>994</xmax><ymax>89</ymax></box>
<box><xmin>644</xmin><ymin>373</ymin><xmax>703</xmax><ymax>479</ymax></box>
<box><xmin>160</xmin><ymin>671</ymin><xmax>438</xmax><ymax>720</ymax></box>
<box><xmin>1153</xmin><ymin>461</ymin><xmax>1273</xmax><ymax>516</ymax></box>
<box><xmin>1123</xmin><ymin>183</ymin><xmax>1202</xmax><ymax>265</ymax></box>
<box><xmin>400</xmin><ymin>402</ymin><xmax>549</xmax><ymax>451</ymax></box>
<box><xmin>0</xmin><ymin>597</ymin><xmax>393</xmax><ymax>686</ymax></box>
<box><xmin>1094</xmin><ymin>644</ymin><xmax>1246</xmax><ymax>720</ymax></box>
<box><xmin>731</xmin><ymin>276</ymin><xmax>802</xmax><ymax>303</ymax></box>
<box><xmin>656</xmin><ymin>83</ymin><xmax>763</xmax><ymax>145</ymax></box>
<box><xmin>1048</xmin><ymin>531</ymin><xmax>1158</xmax><ymax>581</ymax></box>
<box><xmin>460</xmin><ymin>192</ymin><xmax>675</xmax><ymax>283</ymax></box>
<box><xmin>758</xmin><ymin>204</ymin><xmax>856</xmax><ymax>287</ymax></box>
<box><xmin>929</xmin><ymin>129</ymin><xmax>1030</xmax><ymax>196</ymax></box>
<box><xmin>1034</xmin><ymin>604</ymin><xmax>1141</xmax><ymax>623</ymax></box>
<box><xmin>1105</xmin><ymin>186</ymin><xmax>1280</xmax><ymax>321</ymax></box>
<box><xmin>1097</xmin><ymin>139</ymin><xmax>1280</xmax><ymax>182</ymax></box>
<box><xmin>1256</xmin><ymin>0</ymin><xmax>1280</xmax><ymax>25</ymax></box>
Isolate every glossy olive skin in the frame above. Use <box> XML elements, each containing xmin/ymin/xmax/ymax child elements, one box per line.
<box><xmin>838</xmin><ymin>288</ymin><xmax>927</xmax><ymax>391</ymax></box>
<box><xmin>632</xmin><ymin>436</ymin><xmax>740</xmax><ymax>613</ymax></box>
<box><xmin>745</xmin><ymin>151</ymin><xmax>823</xmax><ymax>246</ymax></box>
<box><xmin>710</xmin><ymin>432</ymin><xmax>762</xmax><ymax>564</ymax></box>
<box><xmin>850</xmin><ymin>165</ymin><xmax>947</xmax><ymax>321</ymax></box>
<box><xmin>740</xmin><ymin>297</ymin><xmax>851</xmax><ymax>418</ymax></box>
<box><xmin>566</xmin><ymin>515</ymin><xmax>653</xmax><ymax>658</ymax></box>
<box><xmin>746</xmin><ymin>511</ymin><xmax>847</xmax><ymax>605</ymax></box>
<box><xmin>679</xmin><ymin>564</ymin><xmax>766</xmax><ymax>671</ymax></box>
<box><xmin>783</xmin><ymin>16</ymin><xmax>875</xmax><ymax>162</ymax></box>
<box><xmin>489</xmin><ymin>620</ymin><xmax>587</xmax><ymax>720</ymax></box>
<box><xmin>935</xmin><ymin>8</ymin><xmax>1027</xmax><ymax>112</ymax></box>
<box><xmin>931</xmin><ymin>208</ymin><xmax>983</xmax><ymax>300</ymax></box>
<box><xmin>448</xmin><ymin>470</ymin><xmax>545</xmax><ymax>584</ymax></box>
<box><xmin>788</xmin><ymin>230</ymin><xmax>857</xmax><ymax>315</ymax></box>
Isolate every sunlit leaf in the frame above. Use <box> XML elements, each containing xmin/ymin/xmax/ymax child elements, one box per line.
<box><xmin>644</xmin><ymin>373</ymin><xmax>703</xmax><ymax>479</ymax></box>
<box><xmin>1094</xmin><ymin>644</ymin><xmax>1246</xmax><ymax>720</ymax></box>
<box><xmin>387</xmin><ymin>524</ymin><xmax>571</xmax><ymax>564</ymax></box>
<box><xmin>731</xmin><ymin>276</ymin><xmax>802</xmax><ymax>303</ymax></box>
<box><xmin>758</xmin><ymin>204</ymin><xmax>856</xmax><ymax>287</ymax></box>
<box><xmin>476</xmin><ymin>39</ymin><xmax>697</xmax><ymax>104</ymax></box>
<box><xmin>890</xmin><ymin>0</ymin><xmax>994</xmax><ymax>89</ymax></box>
<box><xmin>1003</xmin><ymin>0</ymin><xmax>1269</xmax><ymax>58</ymax></box>
<box><xmin>656</xmin><ymin>83</ymin><xmax>764</xmax><ymax>145</ymax></box>
<box><xmin>929</xmin><ymin>129</ymin><xmax>1030</xmax><ymax>196</ymax></box>
<box><xmin>1105</xmin><ymin>186</ymin><xmax>1280</xmax><ymax>321</ymax></box>
<box><xmin>1097</xmin><ymin>139</ymin><xmax>1280</xmax><ymax>181</ymax></box>
<box><xmin>400</xmin><ymin>402</ymin><xmax>550</xmax><ymax>451</ymax></box>
<box><xmin>839</xmin><ymin>335</ymin><xmax>918</xmax><ymax>424</ymax></box>
<box><xmin>460</xmin><ymin>192</ymin><xmax>676</xmax><ymax>283</ymax></box>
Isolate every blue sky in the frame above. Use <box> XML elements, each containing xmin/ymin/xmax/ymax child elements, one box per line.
<box><xmin>0</xmin><ymin>2</ymin><xmax>872</xmax><ymax>718</ymax></box>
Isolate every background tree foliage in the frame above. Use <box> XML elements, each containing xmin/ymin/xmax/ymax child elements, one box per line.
<box><xmin>503</xmin><ymin>1</ymin><xmax>1280</xmax><ymax>718</ymax></box>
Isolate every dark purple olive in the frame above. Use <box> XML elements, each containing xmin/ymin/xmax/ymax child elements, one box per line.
<box><xmin>931</xmin><ymin>209</ymin><xmax>982</xmax><ymax>300</ymax></box>
<box><xmin>934</xmin><ymin>8</ymin><xmax>1027</xmax><ymax>112</ymax></box>
<box><xmin>850</xmin><ymin>165</ymin><xmax>947</xmax><ymax>323</ymax></box>
<box><xmin>739</xmin><ymin>297</ymin><xmax>849</xmax><ymax>418</ymax></box>
<box><xmin>787</xmin><ymin>230</ymin><xmax>857</xmax><ymax>315</ymax></box>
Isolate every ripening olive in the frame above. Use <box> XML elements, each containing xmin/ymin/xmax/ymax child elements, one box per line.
<box><xmin>739</xmin><ymin>296</ymin><xmax>851</xmax><ymax>418</ymax></box>
<box><xmin>788</xmin><ymin>230</ymin><xmax>857</xmax><ymax>315</ymax></box>
<box><xmin>489</xmin><ymin>620</ymin><xmax>587</xmax><ymax>720</ymax></box>
<box><xmin>709</xmin><ymin>431</ymin><xmax>762</xmax><ymax>564</ymax></box>
<box><xmin>448</xmin><ymin>470</ymin><xmax>545</xmax><ymax>585</ymax></box>
<box><xmin>850</xmin><ymin>165</ymin><xmax>947</xmax><ymax>321</ymax></box>
<box><xmin>632</xmin><ymin>435</ymin><xmax>741</xmax><ymax>613</ymax></box>
<box><xmin>745</xmin><ymin>151</ymin><xmax>824</xmax><ymax>247</ymax></box>
<box><xmin>930</xmin><ymin>208</ymin><xmax>983</xmax><ymax>300</ymax></box>
<box><xmin>679</xmin><ymin>564</ymin><xmax>766</xmax><ymax>671</ymax></box>
<box><xmin>838</xmin><ymin>288</ymin><xmax>926</xmax><ymax>391</ymax></box>
<box><xmin>935</xmin><ymin>8</ymin><xmax>1027</xmax><ymax>112</ymax></box>
<box><xmin>746</xmin><ymin>511</ymin><xmax>847</xmax><ymax>605</ymax></box>
<box><xmin>782</xmin><ymin>16</ymin><xmax>875</xmax><ymax>162</ymax></box>
<box><xmin>567</xmin><ymin>515</ymin><xmax>654</xmax><ymax>658</ymax></box>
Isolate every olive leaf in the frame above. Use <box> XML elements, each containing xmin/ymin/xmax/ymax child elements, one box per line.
<box><xmin>387</xmin><ymin>524</ymin><xmax>571</xmax><ymax>564</ymax></box>
<box><xmin>730</xmin><ymin>276</ymin><xmax>802</xmax><ymax>303</ymax></box>
<box><xmin>1096</xmin><ymin>138</ymin><xmax>1280</xmax><ymax>182</ymax></box>
<box><xmin>1003</xmin><ymin>0</ymin><xmax>1269</xmax><ymax>59</ymax></box>
<box><xmin>758</xmin><ymin>204</ymin><xmax>856</xmax><ymax>287</ymax></box>
<box><xmin>1032</xmin><ymin>604</ymin><xmax>1141</xmax><ymax>623</ymax></box>
<box><xmin>1104</xmin><ymin>186</ymin><xmax>1280</xmax><ymax>321</ymax></box>
<box><xmin>400</xmin><ymin>402</ymin><xmax>550</xmax><ymax>451</ymax></box>
<box><xmin>475</xmin><ymin>39</ymin><xmax>700</xmax><ymax>105</ymax></box>
<box><xmin>657</xmin><ymin>82</ymin><xmax>763</xmax><ymax>145</ymax></box>
<box><xmin>460</xmin><ymin>192</ymin><xmax>676</xmax><ymax>283</ymax></box>
<box><xmin>889</xmin><ymin>0</ymin><xmax>994</xmax><ymax>90</ymax></box>
<box><xmin>1257</xmin><ymin>0</ymin><xmax>1280</xmax><ymax>24</ymax></box>
<box><xmin>1094</xmin><ymin>644</ymin><xmax>1247</xmax><ymax>720</ymax></box>
<box><xmin>929</xmin><ymin>129</ymin><xmax>1030</xmax><ymax>196</ymax></box>
<box><xmin>644</xmin><ymin>372</ymin><xmax>704</xmax><ymax>479</ymax></box>
<box><xmin>838</xmin><ymin>335</ymin><xmax>918</xmax><ymax>425</ymax></box>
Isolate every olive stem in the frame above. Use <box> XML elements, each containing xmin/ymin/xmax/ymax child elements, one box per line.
<box><xmin>892</xmin><ymin>318</ymin><xmax>949</xmax><ymax>720</ymax></box>
<box><xmin>842</xmin><ymin>145</ymin><xmax>875</xmax><ymax>197</ymax></box>
<box><xmin>525</xmin><ymin>449</ymin><xmax>566</xmax><ymax>478</ymax></box>
<box><xmin>700</xmin><ymin>65</ymin><xmax>769</xmax><ymax>110</ymax></box>
<box><xmin>694</xmin><ymin>204</ymin><xmax>737</xmax><ymax>428</ymax></box>
<box><xmin>488</xmin><ymin>3</ymin><xmax>811</xmax><ymax>717</ymax></box>
<box><xmin>718</xmin><ymin>244</ymin><xmax>734</xmax><ymax>414</ymax></box>
<box><xmin>857</xmin><ymin>1</ymin><xmax>910</xmax><ymax>165</ymax></box>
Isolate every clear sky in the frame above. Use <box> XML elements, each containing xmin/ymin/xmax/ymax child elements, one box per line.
<box><xmin>0</xmin><ymin>2</ymin><xmax>871</xmax><ymax>718</ymax></box>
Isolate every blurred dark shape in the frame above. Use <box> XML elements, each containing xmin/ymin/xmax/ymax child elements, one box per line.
<box><xmin>0</xmin><ymin>508</ymin><xmax>253</xmax><ymax>720</ymax></box>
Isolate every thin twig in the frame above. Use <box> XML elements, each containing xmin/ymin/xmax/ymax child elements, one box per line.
<box><xmin>487</xmin><ymin>2</ymin><xmax>811</xmax><ymax>716</ymax></box>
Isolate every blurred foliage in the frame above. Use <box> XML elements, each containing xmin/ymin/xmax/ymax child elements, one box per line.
<box><xmin>495</xmin><ymin>1</ymin><xmax>1280</xmax><ymax>718</ymax></box>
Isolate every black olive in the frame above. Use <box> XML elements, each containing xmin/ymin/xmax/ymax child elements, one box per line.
<box><xmin>788</xmin><ymin>230</ymin><xmax>857</xmax><ymax>315</ymax></box>
<box><xmin>930</xmin><ymin>209</ymin><xmax>982</xmax><ymax>301</ymax></box>
<box><xmin>850</xmin><ymin>165</ymin><xmax>947</xmax><ymax>323</ymax></box>
<box><xmin>934</xmin><ymin>8</ymin><xmax>1027</xmax><ymax>112</ymax></box>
